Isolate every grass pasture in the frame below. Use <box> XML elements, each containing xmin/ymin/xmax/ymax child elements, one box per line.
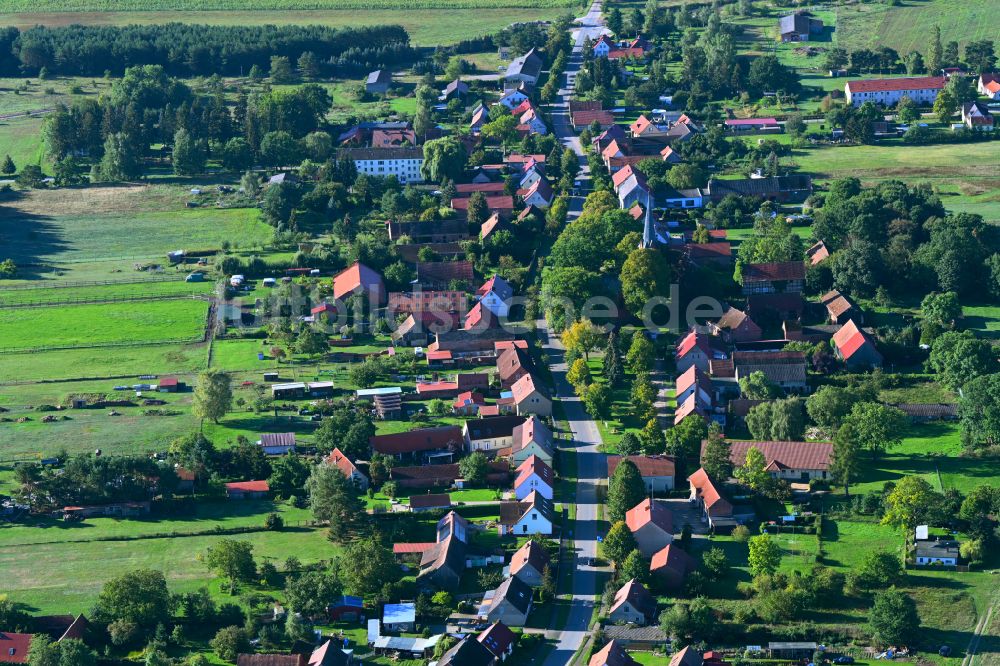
<box><xmin>0</xmin><ymin>342</ymin><xmax>207</xmax><ymax>383</ymax></box>
<box><xmin>0</xmin><ymin>115</ymin><xmax>47</xmax><ymax>168</ymax></box>
<box><xmin>0</xmin><ymin>279</ymin><xmax>215</xmax><ymax>306</ymax></box>
<box><xmin>0</xmin><ymin>524</ymin><xmax>338</xmax><ymax>614</ymax></box>
<box><xmin>0</xmin><ymin>298</ymin><xmax>209</xmax><ymax>351</ymax></box>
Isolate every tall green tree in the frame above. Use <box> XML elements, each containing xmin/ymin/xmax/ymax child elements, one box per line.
<box><xmin>420</xmin><ymin>137</ymin><xmax>467</xmax><ymax>184</ymax></box>
<box><xmin>621</xmin><ymin>247</ymin><xmax>672</xmax><ymax>317</ymax></box>
<box><xmin>868</xmin><ymin>588</ymin><xmax>920</xmax><ymax>646</ymax></box>
<box><xmin>203</xmin><ymin>539</ymin><xmax>256</xmax><ymax>587</ymax></box>
<box><xmin>192</xmin><ymin>369</ymin><xmax>232</xmax><ymax>424</ymax></box>
<box><xmin>840</xmin><ymin>402</ymin><xmax>906</xmax><ymax>459</ymax></box>
<box><xmin>831</xmin><ymin>420</ymin><xmax>862</xmax><ymax>496</ymax></box>
<box><xmin>306</xmin><ymin>463</ymin><xmax>365</xmax><ymax>539</ymax></box>
<box><xmin>172</xmin><ymin>128</ymin><xmax>206</xmax><ymax>175</ymax></box>
<box><xmin>747</xmin><ymin>535</ymin><xmax>781</xmax><ymax>577</ymax></box>
<box><xmin>881</xmin><ymin>476</ymin><xmax>939</xmax><ymax>531</ymax></box>
<box><xmin>93</xmin><ymin>569</ymin><xmax>171</xmax><ymax>627</ymax></box>
<box><xmin>601</xmin><ymin>520</ymin><xmax>638</xmax><ymax>564</ymax></box>
<box><xmin>338</xmin><ymin>537</ymin><xmax>401</xmax><ymax>596</ymax></box>
<box><xmin>608</xmin><ymin>459</ymin><xmax>646</xmax><ymax>523</ymax></box>
<box><xmin>700</xmin><ymin>424</ymin><xmax>732</xmax><ymax>481</ymax></box>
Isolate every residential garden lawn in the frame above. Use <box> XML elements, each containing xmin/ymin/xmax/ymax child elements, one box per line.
<box><xmin>845</xmin><ymin>421</ymin><xmax>999</xmax><ymax>495</ymax></box>
<box><xmin>960</xmin><ymin>305</ymin><xmax>1000</xmax><ymax>339</ymax></box>
<box><xmin>0</xmin><ymin>278</ymin><xmax>215</xmax><ymax>306</ymax></box>
<box><xmin>0</xmin><ymin>342</ymin><xmax>207</xmax><ymax>383</ymax></box>
<box><xmin>0</xmin><ymin>499</ymin><xmax>313</xmax><ymax>548</ymax></box>
<box><xmin>0</xmin><ymin>526</ymin><xmax>340</xmax><ymax>615</ymax></box>
<box><xmin>0</xmin><ymin>298</ymin><xmax>209</xmax><ymax>351</ymax></box>
<box><xmin>878</xmin><ymin>377</ymin><xmax>957</xmax><ymax>405</ymax></box>
<box><xmin>0</xmin><ymin>115</ymin><xmax>47</xmax><ymax>167</ymax></box>
<box><xmin>585</xmin><ymin>355</ymin><xmax>642</xmax><ymax>452</ymax></box>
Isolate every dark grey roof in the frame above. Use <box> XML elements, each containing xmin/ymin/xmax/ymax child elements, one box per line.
<box><xmin>915</xmin><ymin>540</ymin><xmax>959</xmax><ymax>558</ymax></box>
<box><xmin>343</xmin><ymin>147</ymin><xmax>424</xmax><ymax>161</ymax></box>
<box><xmin>779</xmin><ymin>13</ymin><xmax>812</xmax><ymax>35</ymax></box>
<box><xmin>367</xmin><ymin>69</ymin><xmax>392</xmax><ymax>85</ymax></box>
<box><xmin>491</xmin><ymin>576</ymin><xmax>533</xmax><ymax>614</ymax></box>
<box><xmin>505</xmin><ymin>48</ymin><xmax>543</xmax><ymax>80</ymax></box>
<box><xmin>439</xmin><ymin>637</ymin><xmax>496</xmax><ymax>666</ymax></box>
<box><xmin>706</xmin><ymin>175</ymin><xmax>812</xmax><ymax>198</ymax></box>
<box><xmin>260</xmin><ymin>432</ymin><xmax>296</xmax><ymax>447</ymax></box>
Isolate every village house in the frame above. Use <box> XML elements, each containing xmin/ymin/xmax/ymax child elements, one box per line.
<box><xmin>688</xmin><ymin>468</ymin><xmax>735</xmax><ymax>529</ymax></box>
<box><xmin>978</xmin><ymin>73</ymin><xmax>1000</xmax><ymax>100</ymax></box>
<box><xmin>915</xmin><ymin>539</ymin><xmax>960</xmax><ymax>566</ymax></box>
<box><xmin>464</xmin><ymin>415</ymin><xmax>527</xmax><ymax>453</ymax></box>
<box><xmin>514</xmin><ymin>455</ymin><xmax>554</xmax><ymax>500</ymax></box>
<box><xmin>333</xmin><ymin>261</ymin><xmax>386</xmax><ymax>306</ymax></box>
<box><xmin>510</xmin><ymin>373</ymin><xmax>552</xmax><ymax>417</ymax></box>
<box><xmin>477</xmin><ymin>622</ymin><xmax>517</xmax><ymax>662</ymax></box>
<box><xmin>821</xmin><ymin>289</ymin><xmax>862</xmax><ymax>325</ymax></box>
<box><xmin>418</xmin><ymin>534</ymin><xmax>466</xmax><ymax>590</ymax></box>
<box><xmin>674</xmin><ymin>392</ymin><xmax>709</xmax><ymax>426</ymax></box>
<box><xmin>607</xmin><ymin>579</ymin><xmax>657</xmax><ymax>626</ymax></box>
<box><xmin>498</xmin><ymin>490</ymin><xmax>554</xmax><ymax>536</ymax></box>
<box><xmin>589</xmin><ymin>640</ymin><xmax>640</xmax><ymax>666</ymax></box>
<box><xmin>717</xmin><ymin>440</ymin><xmax>834</xmax><ymax>482</ymax></box>
<box><xmin>369</xmin><ymin>425</ymin><xmax>464</xmax><ymax>463</ymax></box>
<box><xmin>778</xmin><ymin>12</ymin><xmax>823</xmax><ymax>41</ymax></box>
<box><xmin>478</xmin><ymin>275</ymin><xmax>515</xmax><ymax>318</ymax></box>
<box><xmin>366</xmin><ymin>69</ymin><xmax>392</xmax><ymax>94</ymax></box>
<box><xmin>441</xmin><ymin>79</ymin><xmax>469</xmax><ymax>101</ymax></box>
<box><xmin>708</xmin><ymin>306</ymin><xmax>762</xmax><ymax>343</ymax></box>
<box><xmin>415</xmin><ymin>260</ymin><xmax>475</xmax><ymax>289</ymax></box>
<box><xmin>844</xmin><ymin>75</ymin><xmax>946</xmax><ymax>107</ymax></box>
<box><xmin>723</xmin><ymin>117</ymin><xmax>781</xmax><ymax>133</ymax></box>
<box><xmin>454</xmin><ymin>391</ymin><xmax>487</xmax><ymax>416</ymax></box>
<box><xmin>832</xmin><ymin>319</ymin><xmax>883</xmax><ymax>369</ymax></box>
<box><xmin>675</xmin><ymin>366</ymin><xmax>714</xmax><ymax>410</ymax></box>
<box><xmin>499</xmin><ymin>87</ymin><xmax>530</xmax><ymax>110</ymax></box>
<box><xmin>452</xmin><ymin>195</ymin><xmax>516</xmax><ymax>221</ymax></box>
<box><xmin>438</xmin><ymin>636</ymin><xmax>496</xmax><ymax>666</ymax></box>
<box><xmin>511</xmin><ymin>415</ymin><xmax>556</xmax><ymax>466</ymax></box>
<box><xmin>258</xmin><ymin>432</ymin><xmax>296</xmax><ymax>456</ymax></box>
<box><xmin>504</xmin><ymin>48</ymin><xmax>543</xmax><ymax>86</ymax></box>
<box><xmin>344</xmin><ymin>146</ymin><xmax>424</xmax><ymax>185</ymax></box>
<box><xmin>410</xmin><ymin>493</ymin><xmax>452</xmax><ymax>512</ymax></box>
<box><xmin>670</xmin><ymin>646</ymin><xmax>706</xmax><ymax>666</ymax></box>
<box><xmin>383</xmin><ymin>603</ymin><xmax>416</xmax><ymax>632</ymax></box>
<box><xmin>520</xmin><ymin>178</ymin><xmax>555</xmax><ymax>208</ymax></box>
<box><xmin>326</xmin><ymin>447</ymin><xmax>369</xmax><ymax>490</ymax></box>
<box><xmin>481</xmin><ymin>576</ymin><xmax>534</xmax><ymax>626</ymax></box>
<box><xmin>0</xmin><ymin>632</ymin><xmax>33</xmax><ymax>663</ymax></box>
<box><xmin>387</xmin><ymin>219</ymin><xmax>469</xmax><ymax>243</ymax></box>
<box><xmin>740</xmin><ymin>261</ymin><xmax>806</xmax><ymax>295</ymax></box>
<box><xmin>962</xmin><ymin>101</ymin><xmax>994</xmax><ymax>131</ymax></box>
<box><xmin>387</xmin><ymin>290</ymin><xmax>467</xmax><ymax>316</ymax></box>
<box><xmin>705</xmin><ymin>175</ymin><xmax>812</xmax><ymax>203</ymax></box>
<box><xmin>592</xmin><ymin>34</ymin><xmax>614</xmax><ymax>58</ymax></box>
<box><xmin>497</xmin><ymin>345</ymin><xmax>533</xmax><ymax>388</ymax></box>
<box><xmin>607</xmin><ymin>455</ymin><xmax>676</xmax><ymax>493</ymax></box>
<box><xmin>507</xmin><ymin>539</ymin><xmax>550</xmax><ymax>586</ymax></box>
<box><xmin>625</xmin><ymin>498</ymin><xmax>675</xmax><ymax>556</ymax></box>
<box><xmin>650</xmin><ymin>544</ymin><xmax>696</xmax><ymax>589</ymax></box>
<box><xmin>675</xmin><ymin>331</ymin><xmax>726</xmax><ymax>374</ymax></box>
<box><xmin>733</xmin><ymin>351</ymin><xmax>808</xmax><ymax>393</ymax></box>
<box><xmin>806</xmin><ymin>240</ymin><xmax>830</xmax><ymax>266</ymax></box>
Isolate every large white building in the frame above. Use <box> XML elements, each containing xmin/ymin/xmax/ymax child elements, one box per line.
<box><xmin>844</xmin><ymin>76</ymin><xmax>946</xmax><ymax>108</ymax></box>
<box><xmin>344</xmin><ymin>146</ymin><xmax>424</xmax><ymax>184</ymax></box>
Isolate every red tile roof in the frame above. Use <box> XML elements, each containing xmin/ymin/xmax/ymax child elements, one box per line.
<box><xmin>455</xmin><ymin>182</ymin><xmax>507</xmax><ymax>195</ymax></box>
<box><xmin>511</xmin><ymin>373</ymin><xmax>547</xmax><ymax>404</ymax></box>
<box><xmin>416</xmin><ymin>260</ymin><xmax>474</xmax><ymax>285</ymax></box>
<box><xmin>688</xmin><ymin>468</ymin><xmax>732</xmax><ymax>516</ymax></box>
<box><xmin>453</xmin><ymin>391</ymin><xmax>486</xmax><ymax>409</ymax></box>
<box><xmin>847</xmin><ymin>75</ymin><xmax>946</xmax><ymax>93</ymax></box>
<box><xmin>515</xmin><ymin>455</ymin><xmax>553</xmax><ymax>489</ymax></box>
<box><xmin>326</xmin><ymin>447</ymin><xmax>362</xmax><ymax>480</ymax></box>
<box><xmin>650</xmin><ymin>544</ymin><xmax>696</xmax><ymax>575</ymax></box>
<box><xmin>225</xmin><ymin>480</ymin><xmax>269</xmax><ymax>493</ymax></box>
<box><xmin>676</xmin><ymin>366</ymin><xmax>712</xmax><ymax>396</ymax></box>
<box><xmin>589</xmin><ymin>640</ymin><xmax>639</xmax><ymax>666</ymax></box>
<box><xmin>625</xmin><ymin>498</ymin><xmax>674</xmax><ymax>534</ymax></box>
<box><xmin>607</xmin><ymin>455</ymin><xmax>676</xmax><ymax>479</ymax></box>
<box><xmin>832</xmin><ymin>319</ymin><xmax>877</xmax><ymax>360</ymax></box>
<box><xmin>370</xmin><ymin>426</ymin><xmax>464</xmax><ymax>455</ymax></box>
<box><xmin>451</xmin><ymin>196</ymin><xmax>515</xmax><ymax>212</ymax></box>
<box><xmin>612</xmin><ymin>164</ymin><xmax>638</xmax><ymax>189</ymax></box>
<box><xmin>719</xmin><ymin>440</ymin><xmax>833</xmax><ymax>471</ymax></box>
<box><xmin>509</xmin><ymin>539</ymin><xmax>550</xmax><ymax>577</ymax></box>
<box><xmin>674</xmin><ymin>394</ymin><xmax>707</xmax><ymax>425</ymax></box>
<box><xmin>0</xmin><ymin>633</ymin><xmax>32</xmax><ymax>664</ymax></box>
<box><xmin>742</xmin><ymin>261</ymin><xmax>805</xmax><ymax>282</ymax></box>
<box><xmin>675</xmin><ymin>331</ymin><xmax>713</xmax><ymax>359</ymax></box>
<box><xmin>333</xmin><ymin>261</ymin><xmax>384</xmax><ymax>300</ymax></box>
<box><xmin>393</xmin><ymin>542</ymin><xmax>436</xmax><ymax>554</ymax></box>
<box><xmin>608</xmin><ymin>579</ymin><xmax>656</xmax><ymax>620</ymax></box>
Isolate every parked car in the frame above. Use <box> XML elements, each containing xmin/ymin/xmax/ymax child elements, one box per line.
<box><xmin>834</xmin><ymin>657</ymin><xmax>854</xmax><ymax>664</ymax></box>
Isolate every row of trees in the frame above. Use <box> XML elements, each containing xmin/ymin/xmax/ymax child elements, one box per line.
<box><xmin>3</xmin><ymin>23</ymin><xmax>413</xmax><ymax>77</ymax></box>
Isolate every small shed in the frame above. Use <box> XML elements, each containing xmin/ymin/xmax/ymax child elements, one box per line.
<box><xmin>329</xmin><ymin>595</ymin><xmax>365</xmax><ymax>622</ymax></box>
<box><xmin>382</xmin><ymin>603</ymin><xmax>416</xmax><ymax>633</ymax></box>
<box><xmin>768</xmin><ymin>642</ymin><xmax>817</xmax><ymax>659</ymax></box>
<box><xmin>157</xmin><ymin>377</ymin><xmax>181</xmax><ymax>393</ymax></box>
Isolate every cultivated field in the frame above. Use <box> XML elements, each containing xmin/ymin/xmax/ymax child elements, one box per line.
<box><xmin>0</xmin><ymin>6</ymin><xmax>574</xmax><ymax>46</ymax></box>
<box><xmin>837</xmin><ymin>0</ymin><xmax>1000</xmax><ymax>55</ymax></box>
